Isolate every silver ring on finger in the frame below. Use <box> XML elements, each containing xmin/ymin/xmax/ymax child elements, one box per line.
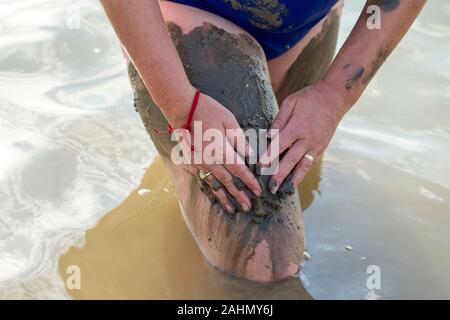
<box><xmin>199</xmin><ymin>169</ymin><xmax>213</xmax><ymax>181</ymax></box>
<box><xmin>303</xmin><ymin>153</ymin><xmax>314</xmax><ymax>162</ymax></box>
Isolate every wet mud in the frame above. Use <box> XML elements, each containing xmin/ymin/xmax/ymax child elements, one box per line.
<box><xmin>129</xmin><ymin>22</ymin><xmax>305</xmax><ymax>281</ymax></box>
<box><xmin>362</xmin><ymin>47</ymin><xmax>390</xmax><ymax>85</ymax></box>
<box><xmin>274</xmin><ymin>10</ymin><xmax>341</xmax><ymax>103</ymax></box>
<box><xmin>345</xmin><ymin>67</ymin><xmax>365</xmax><ymax>90</ymax></box>
<box><xmin>128</xmin><ymin>3</ymin><xmax>341</xmax><ymax>279</ymax></box>
<box><xmin>372</xmin><ymin>0</ymin><xmax>401</xmax><ymax>12</ymax></box>
<box><xmin>130</xmin><ymin>22</ymin><xmax>295</xmax><ymax>220</ymax></box>
<box><xmin>221</xmin><ymin>0</ymin><xmax>290</xmax><ymax>30</ymax></box>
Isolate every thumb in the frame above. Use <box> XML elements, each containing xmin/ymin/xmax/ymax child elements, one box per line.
<box><xmin>268</xmin><ymin>100</ymin><xmax>295</xmax><ymax>138</ymax></box>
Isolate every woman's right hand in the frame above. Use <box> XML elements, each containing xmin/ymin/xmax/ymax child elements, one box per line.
<box><xmin>167</xmin><ymin>89</ymin><xmax>262</xmax><ymax>214</ymax></box>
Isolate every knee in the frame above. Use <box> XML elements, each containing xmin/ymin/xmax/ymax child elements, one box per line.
<box><xmin>208</xmin><ymin>195</ymin><xmax>305</xmax><ymax>283</ymax></box>
<box><xmin>244</xmin><ymin>238</ymin><xmax>304</xmax><ymax>282</ymax></box>
<box><xmin>165</xmin><ymin>21</ymin><xmax>278</xmax><ymax>133</ymax></box>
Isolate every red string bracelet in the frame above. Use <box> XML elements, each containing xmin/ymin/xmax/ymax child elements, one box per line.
<box><xmin>153</xmin><ymin>89</ymin><xmax>201</xmax><ymax>150</ymax></box>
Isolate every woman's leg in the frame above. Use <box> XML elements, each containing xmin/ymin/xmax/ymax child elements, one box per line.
<box><xmin>128</xmin><ymin>1</ymin><xmax>304</xmax><ymax>282</ymax></box>
<box><xmin>268</xmin><ymin>1</ymin><xmax>343</xmax><ymax>103</ymax></box>
<box><xmin>267</xmin><ymin>2</ymin><xmax>342</xmax><ymax>213</ymax></box>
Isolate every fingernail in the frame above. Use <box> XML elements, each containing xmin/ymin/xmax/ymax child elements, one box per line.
<box><xmin>253</xmin><ymin>188</ymin><xmax>262</xmax><ymax>197</ymax></box>
<box><xmin>242</xmin><ymin>203</ymin><xmax>250</xmax><ymax>212</ymax></box>
<box><xmin>225</xmin><ymin>204</ymin><xmax>235</xmax><ymax>214</ymax></box>
<box><xmin>269</xmin><ymin>180</ymin><xmax>278</xmax><ymax>194</ymax></box>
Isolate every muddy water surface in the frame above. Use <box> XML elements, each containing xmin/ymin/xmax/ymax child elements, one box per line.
<box><xmin>0</xmin><ymin>0</ymin><xmax>449</xmax><ymax>299</ymax></box>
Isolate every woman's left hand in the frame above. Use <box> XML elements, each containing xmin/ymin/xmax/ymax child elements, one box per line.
<box><xmin>259</xmin><ymin>80</ymin><xmax>346</xmax><ymax>193</ymax></box>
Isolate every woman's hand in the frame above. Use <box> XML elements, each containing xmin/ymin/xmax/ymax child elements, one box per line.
<box><xmin>170</xmin><ymin>89</ymin><xmax>262</xmax><ymax>214</ymax></box>
<box><xmin>259</xmin><ymin>80</ymin><xmax>346</xmax><ymax>193</ymax></box>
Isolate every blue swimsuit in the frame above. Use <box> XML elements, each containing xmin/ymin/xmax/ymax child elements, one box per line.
<box><xmin>167</xmin><ymin>0</ymin><xmax>338</xmax><ymax>60</ymax></box>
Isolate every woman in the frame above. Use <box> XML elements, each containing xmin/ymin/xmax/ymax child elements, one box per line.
<box><xmin>100</xmin><ymin>0</ymin><xmax>426</xmax><ymax>282</ymax></box>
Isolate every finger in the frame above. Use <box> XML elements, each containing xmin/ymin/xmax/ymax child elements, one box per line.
<box><xmin>259</xmin><ymin>121</ymin><xmax>298</xmax><ymax>168</ymax></box>
<box><xmin>223</xmin><ymin>140</ymin><xmax>262</xmax><ymax>197</ymax></box>
<box><xmin>268</xmin><ymin>140</ymin><xmax>308</xmax><ymax>194</ymax></box>
<box><xmin>291</xmin><ymin>152</ymin><xmax>316</xmax><ymax>186</ymax></box>
<box><xmin>223</xmin><ymin>117</ymin><xmax>254</xmax><ymax>158</ymax></box>
<box><xmin>268</xmin><ymin>99</ymin><xmax>295</xmax><ymax>136</ymax></box>
<box><xmin>211</xmin><ymin>165</ymin><xmax>253</xmax><ymax>212</ymax></box>
<box><xmin>225</xmin><ymin>162</ymin><xmax>262</xmax><ymax>197</ymax></box>
<box><xmin>202</xmin><ymin>174</ymin><xmax>235</xmax><ymax>214</ymax></box>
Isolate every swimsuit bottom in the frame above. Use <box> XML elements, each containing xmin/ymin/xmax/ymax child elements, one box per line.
<box><xmin>166</xmin><ymin>0</ymin><xmax>338</xmax><ymax>60</ymax></box>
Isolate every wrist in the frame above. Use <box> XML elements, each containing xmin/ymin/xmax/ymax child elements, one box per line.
<box><xmin>317</xmin><ymin>78</ymin><xmax>351</xmax><ymax>121</ymax></box>
<box><xmin>154</xmin><ymin>81</ymin><xmax>197</xmax><ymax>127</ymax></box>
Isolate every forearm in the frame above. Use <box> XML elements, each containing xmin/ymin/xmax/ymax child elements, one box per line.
<box><xmin>100</xmin><ymin>0</ymin><xmax>194</xmax><ymax>124</ymax></box>
<box><xmin>323</xmin><ymin>0</ymin><xmax>426</xmax><ymax>117</ymax></box>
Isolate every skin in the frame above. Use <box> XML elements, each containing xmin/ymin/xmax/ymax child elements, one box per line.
<box><xmin>127</xmin><ymin>17</ymin><xmax>305</xmax><ymax>282</ymax></box>
<box><xmin>260</xmin><ymin>0</ymin><xmax>427</xmax><ymax>192</ymax></box>
<box><xmin>102</xmin><ymin>0</ymin><xmax>427</xmax><ymax>208</ymax></box>
<box><xmin>101</xmin><ymin>0</ymin><xmax>262</xmax><ymax>214</ymax></box>
<box><xmin>100</xmin><ymin>0</ymin><xmax>426</xmax><ymax>281</ymax></box>
<box><xmin>101</xmin><ymin>0</ymin><xmax>343</xmax><ymax>212</ymax></box>
<box><xmin>123</xmin><ymin>1</ymin><xmax>339</xmax><ymax>282</ymax></box>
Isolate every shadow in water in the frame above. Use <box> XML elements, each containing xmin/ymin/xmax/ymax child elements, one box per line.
<box><xmin>299</xmin><ymin>156</ymin><xmax>322</xmax><ymax>211</ymax></box>
<box><xmin>59</xmin><ymin>156</ymin><xmax>323</xmax><ymax>299</ymax></box>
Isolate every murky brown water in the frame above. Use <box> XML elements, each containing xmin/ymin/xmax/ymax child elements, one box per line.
<box><xmin>58</xmin><ymin>157</ymin><xmax>311</xmax><ymax>299</ymax></box>
<box><xmin>0</xmin><ymin>0</ymin><xmax>449</xmax><ymax>299</ymax></box>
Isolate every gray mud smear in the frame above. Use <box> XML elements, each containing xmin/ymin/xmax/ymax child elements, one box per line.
<box><xmin>275</xmin><ymin>10</ymin><xmax>340</xmax><ymax>103</ymax></box>
<box><xmin>130</xmin><ymin>22</ymin><xmax>297</xmax><ymax>221</ymax></box>
<box><xmin>128</xmin><ymin>22</ymin><xmax>305</xmax><ymax>281</ymax></box>
<box><xmin>372</xmin><ymin>0</ymin><xmax>400</xmax><ymax>12</ymax></box>
<box><xmin>127</xmin><ymin>9</ymin><xmax>341</xmax><ymax>280</ymax></box>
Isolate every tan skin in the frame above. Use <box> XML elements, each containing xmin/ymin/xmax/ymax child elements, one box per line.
<box><xmin>261</xmin><ymin>0</ymin><xmax>427</xmax><ymax>193</ymax></box>
<box><xmin>101</xmin><ymin>0</ymin><xmax>426</xmax><ymax>209</ymax></box>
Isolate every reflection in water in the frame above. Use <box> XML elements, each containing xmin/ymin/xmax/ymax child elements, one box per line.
<box><xmin>298</xmin><ymin>156</ymin><xmax>322</xmax><ymax>211</ymax></box>
<box><xmin>0</xmin><ymin>0</ymin><xmax>450</xmax><ymax>299</ymax></box>
<box><xmin>59</xmin><ymin>157</ymin><xmax>311</xmax><ymax>299</ymax></box>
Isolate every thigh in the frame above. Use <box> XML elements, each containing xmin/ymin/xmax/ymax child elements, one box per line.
<box><xmin>128</xmin><ymin>1</ymin><xmax>305</xmax><ymax>282</ymax></box>
<box><xmin>131</xmin><ymin>1</ymin><xmax>277</xmax><ymax>158</ymax></box>
<box><xmin>269</xmin><ymin>0</ymin><xmax>343</xmax><ymax>103</ymax></box>
<box><xmin>160</xmin><ymin>1</ymin><xmax>271</xmax><ymax>76</ymax></box>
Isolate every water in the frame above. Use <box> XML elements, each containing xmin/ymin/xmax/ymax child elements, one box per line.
<box><xmin>0</xmin><ymin>0</ymin><xmax>449</xmax><ymax>299</ymax></box>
